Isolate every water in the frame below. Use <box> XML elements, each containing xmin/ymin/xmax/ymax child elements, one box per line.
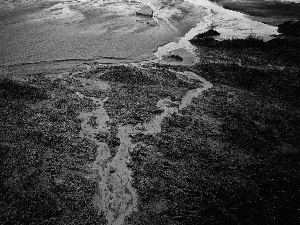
<box><xmin>76</xmin><ymin>66</ymin><xmax>213</xmax><ymax>225</ymax></box>
<box><xmin>211</xmin><ymin>0</ymin><xmax>300</xmax><ymax>25</ymax></box>
<box><xmin>155</xmin><ymin>0</ymin><xmax>280</xmax><ymax>61</ymax></box>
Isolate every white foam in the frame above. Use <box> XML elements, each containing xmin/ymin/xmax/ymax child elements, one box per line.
<box><xmin>155</xmin><ymin>0</ymin><xmax>279</xmax><ymax>60</ymax></box>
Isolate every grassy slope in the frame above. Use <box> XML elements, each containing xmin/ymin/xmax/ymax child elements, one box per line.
<box><xmin>0</xmin><ymin>64</ymin><xmax>200</xmax><ymax>224</ymax></box>
<box><xmin>1</xmin><ymin>37</ymin><xmax>300</xmax><ymax>225</ymax></box>
<box><xmin>127</xmin><ymin>38</ymin><xmax>300</xmax><ymax>225</ymax></box>
<box><xmin>210</xmin><ymin>0</ymin><xmax>300</xmax><ymax>25</ymax></box>
<box><xmin>129</xmin><ymin>86</ymin><xmax>300</xmax><ymax>225</ymax></box>
<box><xmin>0</xmin><ymin>76</ymin><xmax>106</xmax><ymax>224</ymax></box>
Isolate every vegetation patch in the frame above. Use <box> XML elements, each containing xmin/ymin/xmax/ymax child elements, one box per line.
<box><xmin>129</xmin><ymin>85</ymin><xmax>300</xmax><ymax>225</ymax></box>
<box><xmin>190</xmin><ymin>36</ymin><xmax>300</xmax><ymax>65</ymax></box>
<box><xmin>0</xmin><ymin>78</ymin><xmax>48</xmax><ymax>102</ymax></box>
<box><xmin>0</xmin><ymin>76</ymin><xmax>106</xmax><ymax>225</ymax></box>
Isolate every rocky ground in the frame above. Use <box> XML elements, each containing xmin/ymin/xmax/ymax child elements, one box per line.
<box><xmin>1</xmin><ymin>33</ymin><xmax>300</xmax><ymax>224</ymax></box>
<box><xmin>1</xmin><ymin>1</ymin><xmax>300</xmax><ymax>224</ymax></box>
<box><xmin>0</xmin><ymin>62</ymin><xmax>208</xmax><ymax>224</ymax></box>
<box><xmin>211</xmin><ymin>0</ymin><xmax>300</xmax><ymax>25</ymax></box>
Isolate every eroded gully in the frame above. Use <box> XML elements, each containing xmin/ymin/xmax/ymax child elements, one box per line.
<box><xmin>75</xmin><ymin>2</ymin><xmax>215</xmax><ymax>224</ymax></box>
<box><xmin>76</xmin><ymin>68</ymin><xmax>213</xmax><ymax>225</ymax></box>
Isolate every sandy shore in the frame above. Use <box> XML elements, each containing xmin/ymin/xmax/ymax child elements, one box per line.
<box><xmin>0</xmin><ymin>0</ymin><xmax>205</xmax><ymax>66</ymax></box>
<box><xmin>1</xmin><ymin>0</ymin><xmax>296</xmax><ymax>68</ymax></box>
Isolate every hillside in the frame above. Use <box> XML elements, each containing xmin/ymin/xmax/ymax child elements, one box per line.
<box><xmin>1</xmin><ymin>34</ymin><xmax>300</xmax><ymax>224</ymax></box>
<box><xmin>1</xmin><ymin>0</ymin><xmax>300</xmax><ymax>224</ymax></box>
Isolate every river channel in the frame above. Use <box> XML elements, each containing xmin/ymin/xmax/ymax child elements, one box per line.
<box><xmin>76</xmin><ymin>67</ymin><xmax>213</xmax><ymax>225</ymax></box>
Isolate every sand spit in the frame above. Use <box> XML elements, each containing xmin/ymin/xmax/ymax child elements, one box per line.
<box><xmin>155</xmin><ymin>0</ymin><xmax>278</xmax><ymax>62</ymax></box>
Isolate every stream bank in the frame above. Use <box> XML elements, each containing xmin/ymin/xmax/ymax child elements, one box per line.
<box><xmin>76</xmin><ymin>65</ymin><xmax>213</xmax><ymax>224</ymax></box>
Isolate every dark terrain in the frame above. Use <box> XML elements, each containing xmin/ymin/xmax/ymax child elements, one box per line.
<box><xmin>126</xmin><ymin>35</ymin><xmax>300</xmax><ymax>224</ymax></box>
<box><xmin>1</xmin><ymin>20</ymin><xmax>300</xmax><ymax>225</ymax></box>
<box><xmin>212</xmin><ymin>0</ymin><xmax>300</xmax><ymax>25</ymax></box>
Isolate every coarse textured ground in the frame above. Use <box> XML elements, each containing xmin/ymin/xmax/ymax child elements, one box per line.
<box><xmin>1</xmin><ymin>1</ymin><xmax>300</xmax><ymax>225</ymax></box>
<box><xmin>1</xmin><ymin>35</ymin><xmax>300</xmax><ymax>224</ymax></box>
<box><xmin>211</xmin><ymin>0</ymin><xmax>300</xmax><ymax>25</ymax></box>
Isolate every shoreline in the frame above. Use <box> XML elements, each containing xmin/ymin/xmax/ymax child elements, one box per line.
<box><xmin>1</xmin><ymin>20</ymin><xmax>299</xmax><ymax>225</ymax></box>
<box><xmin>1</xmin><ymin>0</ymin><xmax>289</xmax><ymax>69</ymax></box>
<box><xmin>0</xmin><ymin>0</ymin><xmax>182</xmax><ymax>66</ymax></box>
<box><xmin>210</xmin><ymin>0</ymin><xmax>300</xmax><ymax>26</ymax></box>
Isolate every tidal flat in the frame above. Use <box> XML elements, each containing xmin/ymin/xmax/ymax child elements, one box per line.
<box><xmin>1</xmin><ymin>1</ymin><xmax>300</xmax><ymax>225</ymax></box>
<box><xmin>0</xmin><ymin>0</ymin><xmax>205</xmax><ymax>66</ymax></box>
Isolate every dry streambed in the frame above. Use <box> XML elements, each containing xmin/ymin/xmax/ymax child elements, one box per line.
<box><xmin>76</xmin><ymin>68</ymin><xmax>212</xmax><ymax>225</ymax></box>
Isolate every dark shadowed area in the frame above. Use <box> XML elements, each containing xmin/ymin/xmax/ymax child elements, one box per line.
<box><xmin>212</xmin><ymin>0</ymin><xmax>300</xmax><ymax>25</ymax></box>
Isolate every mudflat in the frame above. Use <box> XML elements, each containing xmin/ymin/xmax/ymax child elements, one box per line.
<box><xmin>1</xmin><ymin>1</ymin><xmax>300</xmax><ymax>225</ymax></box>
<box><xmin>0</xmin><ymin>0</ymin><xmax>206</xmax><ymax>66</ymax></box>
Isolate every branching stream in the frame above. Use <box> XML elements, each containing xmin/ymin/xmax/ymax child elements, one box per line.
<box><xmin>76</xmin><ymin>69</ymin><xmax>213</xmax><ymax>225</ymax></box>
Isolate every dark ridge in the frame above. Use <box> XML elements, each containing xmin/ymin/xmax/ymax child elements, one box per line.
<box><xmin>192</xmin><ymin>62</ymin><xmax>300</xmax><ymax>107</ymax></box>
<box><xmin>278</xmin><ymin>19</ymin><xmax>300</xmax><ymax>37</ymax></box>
<box><xmin>211</xmin><ymin>0</ymin><xmax>300</xmax><ymax>23</ymax></box>
<box><xmin>189</xmin><ymin>35</ymin><xmax>265</xmax><ymax>49</ymax></box>
<box><xmin>89</xmin><ymin>65</ymin><xmax>158</xmax><ymax>85</ymax></box>
<box><xmin>165</xmin><ymin>54</ymin><xmax>184</xmax><ymax>61</ymax></box>
<box><xmin>0</xmin><ymin>58</ymin><xmax>93</xmax><ymax>68</ymax></box>
<box><xmin>189</xmin><ymin>35</ymin><xmax>300</xmax><ymax>51</ymax></box>
<box><xmin>189</xmin><ymin>36</ymin><xmax>300</xmax><ymax>65</ymax></box>
<box><xmin>0</xmin><ymin>78</ymin><xmax>48</xmax><ymax>102</ymax></box>
<box><xmin>189</xmin><ymin>28</ymin><xmax>220</xmax><ymax>42</ymax></box>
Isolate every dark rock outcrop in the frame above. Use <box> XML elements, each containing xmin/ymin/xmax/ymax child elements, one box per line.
<box><xmin>166</xmin><ymin>55</ymin><xmax>183</xmax><ymax>61</ymax></box>
<box><xmin>189</xmin><ymin>29</ymin><xmax>220</xmax><ymax>44</ymax></box>
<box><xmin>278</xmin><ymin>19</ymin><xmax>300</xmax><ymax>37</ymax></box>
<box><xmin>136</xmin><ymin>5</ymin><xmax>153</xmax><ymax>18</ymax></box>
